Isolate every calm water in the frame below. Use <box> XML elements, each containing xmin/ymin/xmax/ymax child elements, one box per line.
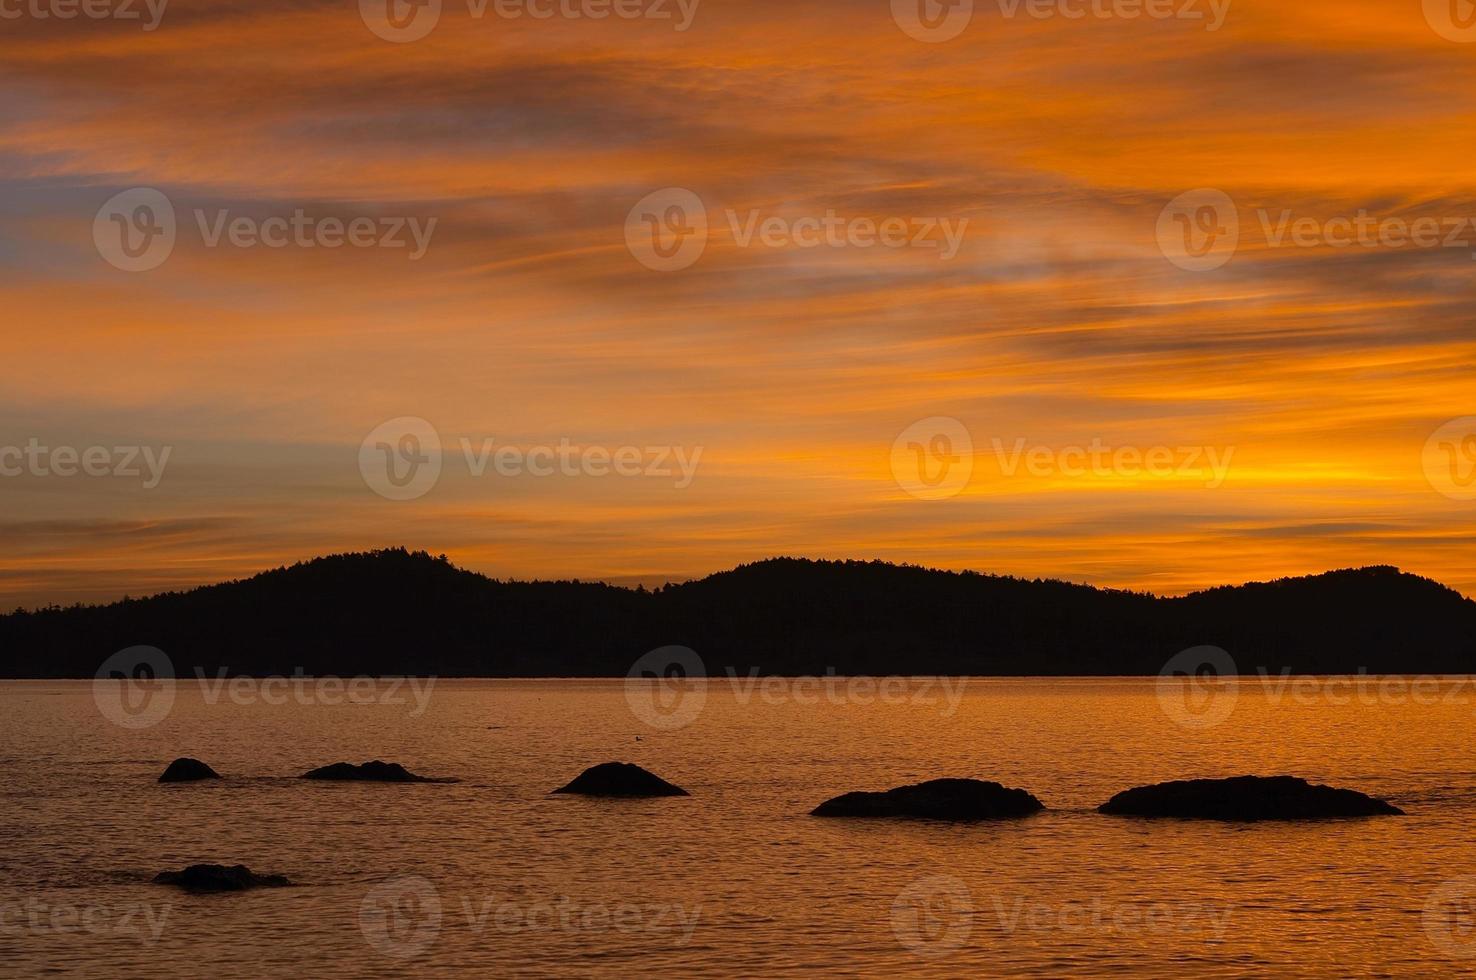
<box><xmin>4</xmin><ymin>677</ymin><xmax>1476</xmax><ymax>977</ymax></box>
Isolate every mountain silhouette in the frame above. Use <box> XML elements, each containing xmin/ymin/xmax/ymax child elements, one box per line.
<box><xmin>2</xmin><ymin>549</ymin><xmax>1472</xmax><ymax>677</ymax></box>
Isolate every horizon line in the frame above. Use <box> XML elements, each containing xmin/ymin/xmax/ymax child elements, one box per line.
<box><xmin>6</xmin><ymin>548</ymin><xmax>1462</xmax><ymax>616</ymax></box>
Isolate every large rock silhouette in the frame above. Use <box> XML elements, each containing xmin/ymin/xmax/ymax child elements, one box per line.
<box><xmin>812</xmin><ymin>778</ymin><xmax>1044</xmax><ymax>820</ymax></box>
<box><xmin>159</xmin><ymin>758</ymin><xmax>220</xmax><ymax>783</ymax></box>
<box><xmin>1098</xmin><ymin>775</ymin><xmax>1403</xmax><ymax>820</ymax></box>
<box><xmin>153</xmin><ymin>864</ymin><xmax>290</xmax><ymax>891</ymax></box>
<box><xmin>552</xmin><ymin>762</ymin><xmax>688</xmax><ymax>797</ymax></box>
<box><xmin>300</xmin><ymin>760</ymin><xmax>439</xmax><ymax>782</ymax></box>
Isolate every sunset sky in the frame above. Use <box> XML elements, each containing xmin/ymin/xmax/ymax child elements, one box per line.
<box><xmin>3</xmin><ymin>0</ymin><xmax>1476</xmax><ymax>607</ymax></box>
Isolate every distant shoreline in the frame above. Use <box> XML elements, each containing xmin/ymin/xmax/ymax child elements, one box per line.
<box><xmin>5</xmin><ymin>550</ymin><xmax>1474</xmax><ymax>678</ymax></box>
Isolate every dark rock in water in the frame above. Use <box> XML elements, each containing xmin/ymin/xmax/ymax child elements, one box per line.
<box><xmin>153</xmin><ymin>864</ymin><xmax>290</xmax><ymax>891</ymax></box>
<box><xmin>159</xmin><ymin>758</ymin><xmax>220</xmax><ymax>783</ymax></box>
<box><xmin>811</xmin><ymin>778</ymin><xmax>1044</xmax><ymax>820</ymax></box>
<box><xmin>300</xmin><ymin>760</ymin><xmax>438</xmax><ymax>782</ymax></box>
<box><xmin>552</xmin><ymin>762</ymin><xmax>688</xmax><ymax>797</ymax></box>
<box><xmin>1098</xmin><ymin>775</ymin><xmax>1403</xmax><ymax>820</ymax></box>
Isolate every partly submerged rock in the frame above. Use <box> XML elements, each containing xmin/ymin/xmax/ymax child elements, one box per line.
<box><xmin>1098</xmin><ymin>775</ymin><xmax>1403</xmax><ymax>821</ymax></box>
<box><xmin>811</xmin><ymin>778</ymin><xmax>1044</xmax><ymax>820</ymax></box>
<box><xmin>159</xmin><ymin>758</ymin><xmax>220</xmax><ymax>783</ymax></box>
<box><xmin>153</xmin><ymin>864</ymin><xmax>290</xmax><ymax>892</ymax></box>
<box><xmin>300</xmin><ymin>760</ymin><xmax>441</xmax><ymax>782</ymax></box>
<box><xmin>552</xmin><ymin>762</ymin><xmax>688</xmax><ymax>797</ymax></box>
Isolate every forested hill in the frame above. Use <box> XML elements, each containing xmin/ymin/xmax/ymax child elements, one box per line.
<box><xmin>2</xmin><ymin>549</ymin><xmax>1472</xmax><ymax>677</ymax></box>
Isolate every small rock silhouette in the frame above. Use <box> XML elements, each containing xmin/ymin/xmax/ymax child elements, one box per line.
<box><xmin>153</xmin><ymin>864</ymin><xmax>290</xmax><ymax>891</ymax></box>
<box><xmin>158</xmin><ymin>758</ymin><xmax>220</xmax><ymax>783</ymax></box>
<box><xmin>552</xmin><ymin>762</ymin><xmax>688</xmax><ymax>797</ymax></box>
<box><xmin>812</xmin><ymin>778</ymin><xmax>1044</xmax><ymax>820</ymax></box>
<box><xmin>1098</xmin><ymin>775</ymin><xmax>1404</xmax><ymax>820</ymax></box>
<box><xmin>300</xmin><ymin>761</ymin><xmax>442</xmax><ymax>782</ymax></box>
